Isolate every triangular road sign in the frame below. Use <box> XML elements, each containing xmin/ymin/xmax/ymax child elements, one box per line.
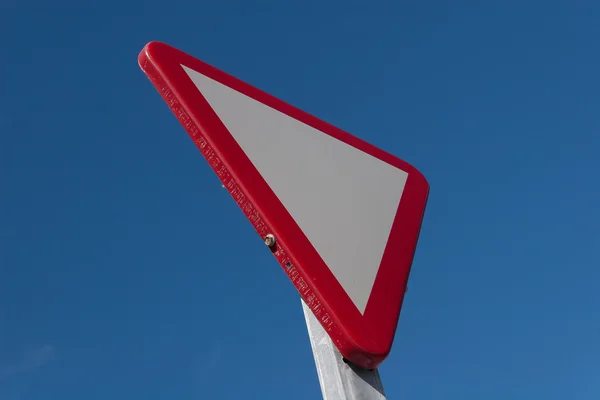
<box><xmin>138</xmin><ymin>41</ymin><xmax>429</xmax><ymax>370</ymax></box>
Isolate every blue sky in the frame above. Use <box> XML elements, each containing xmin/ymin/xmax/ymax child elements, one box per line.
<box><xmin>1</xmin><ymin>1</ymin><xmax>599</xmax><ymax>399</ymax></box>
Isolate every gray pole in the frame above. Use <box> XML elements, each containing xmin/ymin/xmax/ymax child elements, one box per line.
<box><xmin>301</xmin><ymin>300</ymin><xmax>386</xmax><ymax>400</ymax></box>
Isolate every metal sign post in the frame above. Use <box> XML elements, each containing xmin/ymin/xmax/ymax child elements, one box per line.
<box><xmin>302</xmin><ymin>300</ymin><xmax>386</xmax><ymax>400</ymax></box>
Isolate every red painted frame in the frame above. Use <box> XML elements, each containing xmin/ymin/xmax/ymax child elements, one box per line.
<box><xmin>138</xmin><ymin>41</ymin><xmax>429</xmax><ymax>369</ymax></box>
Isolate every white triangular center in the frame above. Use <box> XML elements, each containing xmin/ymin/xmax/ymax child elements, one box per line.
<box><xmin>183</xmin><ymin>65</ymin><xmax>408</xmax><ymax>314</ymax></box>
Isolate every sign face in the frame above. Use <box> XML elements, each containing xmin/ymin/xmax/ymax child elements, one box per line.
<box><xmin>138</xmin><ymin>41</ymin><xmax>429</xmax><ymax>369</ymax></box>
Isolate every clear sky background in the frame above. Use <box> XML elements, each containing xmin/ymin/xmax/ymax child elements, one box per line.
<box><xmin>1</xmin><ymin>1</ymin><xmax>599</xmax><ymax>399</ymax></box>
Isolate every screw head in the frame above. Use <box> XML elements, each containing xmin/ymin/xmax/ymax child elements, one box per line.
<box><xmin>264</xmin><ymin>234</ymin><xmax>276</xmax><ymax>248</ymax></box>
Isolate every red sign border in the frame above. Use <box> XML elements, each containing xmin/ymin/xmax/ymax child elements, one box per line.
<box><xmin>138</xmin><ymin>41</ymin><xmax>429</xmax><ymax>369</ymax></box>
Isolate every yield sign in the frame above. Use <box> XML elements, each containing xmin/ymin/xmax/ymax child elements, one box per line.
<box><xmin>139</xmin><ymin>42</ymin><xmax>429</xmax><ymax>370</ymax></box>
